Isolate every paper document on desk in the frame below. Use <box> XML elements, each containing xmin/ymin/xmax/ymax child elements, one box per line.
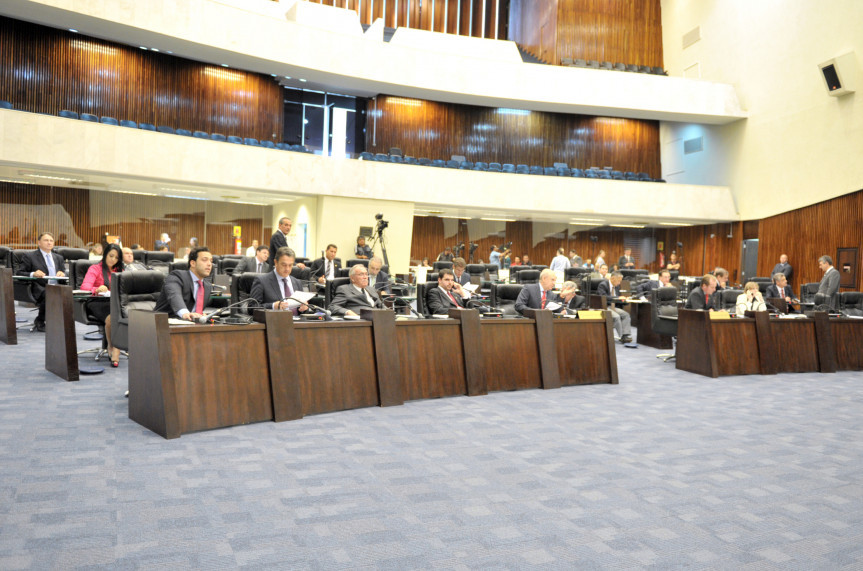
<box><xmin>286</xmin><ymin>291</ymin><xmax>315</xmax><ymax>309</ymax></box>
<box><xmin>168</xmin><ymin>318</ymin><xmax>195</xmax><ymax>326</ymax></box>
<box><xmin>545</xmin><ymin>301</ymin><xmax>562</xmax><ymax>311</ymax></box>
<box><xmin>463</xmin><ymin>283</ymin><xmax>479</xmax><ymax>293</ymax></box>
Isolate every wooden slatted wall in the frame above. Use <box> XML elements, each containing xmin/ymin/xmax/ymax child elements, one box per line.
<box><xmin>368</xmin><ymin>96</ymin><xmax>660</xmax><ymax>176</ymax></box>
<box><xmin>0</xmin><ymin>17</ymin><xmax>283</xmax><ymax>141</ymax></box>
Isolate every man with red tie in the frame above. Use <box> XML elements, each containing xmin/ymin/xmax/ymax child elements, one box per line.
<box><xmin>426</xmin><ymin>268</ymin><xmax>469</xmax><ymax>315</ymax></box>
<box><xmin>686</xmin><ymin>274</ymin><xmax>718</xmax><ymax>311</ymax></box>
<box><xmin>153</xmin><ymin>247</ymin><xmax>213</xmax><ymax>321</ymax></box>
<box><xmin>514</xmin><ymin>269</ymin><xmax>559</xmax><ymax>315</ymax></box>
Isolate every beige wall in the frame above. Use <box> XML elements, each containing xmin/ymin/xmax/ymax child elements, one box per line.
<box><xmin>660</xmin><ymin>0</ymin><xmax>863</xmax><ymax>220</ymax></box>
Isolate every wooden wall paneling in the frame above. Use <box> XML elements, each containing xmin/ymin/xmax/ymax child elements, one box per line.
<box><xmin>757</xmin><ymin>189</ymin><xmax>863</xmax><ymax>291</ymax></box>
<box><xmin>507</xmin><ymin>0</ymin><xmax>557</xmax><ymax>62</ymax></box>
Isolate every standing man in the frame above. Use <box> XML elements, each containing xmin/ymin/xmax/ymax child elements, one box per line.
<box><xmin>245</xmin><ymin>239</ymin><xmax>259</xmax><ymax>257</ymax></box>
<box><xmin>515</xmin><ymin>269</ymin><xmax>558</xmax><ymax>314</ymax></box>
<box><xmin>234</xmin><ymin>245</ymin><xmax>270</xmax><ymax>274</ymax></box>
<box><xmin>618</xmin><ymin>248</ymin><xmax>636</xmax><ymax>269</ymax></box>
<box><xmin>489</xmin><ymin>245</ymin><xmax>501</xmax><ymax>268</ymax></box>
<box><xmin>355</xmin><ymin>236</ymin><xmax>372</xmax><ymax>259</ymax></box>
<box><xmin>249</xmin><ymin>247</ymin><xmax>308</xmax><ymax>312</ymax></box>
<box><xmin>550</xmin><ymin>248</ymin><xmax>571</xmax><ymax>273</ymax></box>
<box><xmin>153</xmin><ymin>247</ymin><xmax>213</xmax><ymax>321</ymax></box>
<box><xmin>569</xmin><ymin>249</ymin><xmax>583</xmax><ymax>267</ymax></box>
<box><xmin>772</xmin><ymin>254</ymin><xmax>794</xmax><ymax>285</ymax></box>
<box><xmin>817</xmin><ymin>255</ymin><xmax>840</xmax><ymax>308</ymax></box>
<box><xmin>437</xmin><ymin>247</ymin><xmax>454</xmax><ymax>262</ymax></box>
<box><xmin>427</xmin><ymin>268</ymin><xmax>469</xmax><ymax>314</ymax></box>
<box><xmin>368</xmin><ymin>256</ymin><xmax>391</xmax><ymax>293</ymax></box>
<box><xmin>310</xmin><ymin>244</ymin><xmax>341</xmax><ymax>285</ymax></box>
<box><xmin>328</xmin><ymin>264</ymin><xmax>384</xmax><ymax>317</ymax></box>
<box><xmin>16</xmin><ymin>232</ymin><xmax>66</xmax><ymax>332</ymax></box>
<box><xmin>269</xmin><ymin>217</ymin><xmax>305</xmax><ymax>270</ymax></box>
<box><xmin>686</xmin><ymin>274</ymin><xmax>718</xmax><ymax>311</ymax></box>
<box><xmin>452</xmin><ymin>257</ymin><xmax>471</xmax><ymax>286</ymax></box>
<box><xmin>596</xmin><ymin>271</ymin><xmax>633</xmax><ymax>344</ymax></box>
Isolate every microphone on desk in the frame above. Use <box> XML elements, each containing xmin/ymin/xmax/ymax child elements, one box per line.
<box><xmin>210</xmin><ymin>283</ymin><xmax>227</xmax><ymax>292</ymax></box>
<box><xmin>195</xmin><ymin>298</ymin><xmax>264</xmax><ymax>323</ymax></box>
<box><xmin>287</xmin><ymin>296</ymin><xmax>331</xmax><ymax>318</ymax></box>
<box><xmin>389</xmin><ymin>295</ymin><xmax>424</xmax><ymax>318</ymax></box>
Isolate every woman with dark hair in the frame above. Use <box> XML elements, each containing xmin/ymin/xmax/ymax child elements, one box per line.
<box><xmin>81</xmin><ymin>243</ymin><xmax>124</xmax><ymax>366</ymax></box>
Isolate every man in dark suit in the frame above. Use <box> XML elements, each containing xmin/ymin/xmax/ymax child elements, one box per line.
<box><xmin>452</xmin><ymin>257</ymin><xmax>470</xmax><ymax>286</ymax></box>
<box><xmin>771</xmin><ymin>254</ymin><xmax>793</xmax><ymax>284</ymax></box>
<box><xmin>427</xmin><ymin>268</ymin><xmax>468</xmax><ymax>315</ymax></box>
<box><xmin>686</xmin><ymin>274</ymin><xmax>718</xmax><ymax>311</ymax></box>
<box><xmin>234</xmin><ymin>245</ymin><xmax>270</xmax><ymax>274</ymax></box>
<box><xmin>153</xmin><ymin>247</ymin><xmax>213</xmax><ymax>321</ymax></box>
<box><xmin>310</xmin><ymin>244</ymin><xmax>341</xmax><ymax>285</ymax></box>
<box><xmin>766</xmin><ymin>273</ymin><xmax>795</xmax><ymax>305</ymax></box>
<box><xmin>367</xmin><ymin>256</ymin><xmax>391</xmax><ymax>293</ymax></box>
<box><xmin>249</xmin><ymin>247</ymin><xmax>308</xmax><ymax>312</ymax></box>
<box><xmin>635</xmin><ymin>269</ymin><xmax>672</xmax><ymax>297</ymax></box>
<box><xmin>618</xmin><ymin>248</ymin><xmax>636</xmax><ymax>269</ymax></box>
<box><xmin>596</xmin><ymin>271</ymin><xmax>633</xmax><ymax>343</ymax></box>
<box><xmin>154</xmin><ymin>232</ymin><xmax>171</xmax><ymax>251</ymax></box>
<box><xmin>269</xmin><ymin>217</ymin><xmax>306</xmax><ymax>270</ymax></box>
<box><xmin>515</xmin><ymin>269</ymin><xmax>558</xmax><ymax>315</ymax></box>
<box><xmin>16</xmin><ymin>232</ymin><xmax>67</xmax><ymax>331</ymax></box>
<box><xmin>328</xmin><ymin>264</ymin><xmax>384</xmax><ymax>317</ymax></box>
<box><xmin>437</xmin><ymin>247</ymin><xmax>454</xmax><ymax>262</ymax></box>
<box><xmin>558</xmin><ymin>280</ymin><xmax>585</xmax><ymax>310</ymax></box>
<box><xmin>817</xmin><ymin>255</ymin><xmax>840</xmax><ymax>309</ymax></box>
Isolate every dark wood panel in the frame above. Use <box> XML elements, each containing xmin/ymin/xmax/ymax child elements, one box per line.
<box><xmin>45</xmin><ymin>285</ymin><xmax>78</xmax><ymax>382</ymax></box>
<box><xmin>832</xmin><ymin>320</ymin><xmax>863</xmax><ymax>371</ymax></box>
<box><xmin>0</xmin><ymin>17</ymin><xmax>282</xmax><ymax>141</ymax></box>
<box><xmin>554</xmin><ymin>319</ymin><xmax>613</xmax><ymax>384</ymax></box>
<box><xmin>293</xmin><ymin>322</ymin><xmax>380</xmax><ymax>414</ymax></box>
<box><xmin>758</xmin><ymin>189</ymin><xmax>863</xmax><ymax>291</ymax></box>
<box><xmin>769</xmin><ymin>320</ymin><xmax>819</xmax><ymax>373</ymax></box>
<box><xmin>396</xmin><ymin>320</ymin><xmax>467</xmax><ymax>400</ymax></box>
<box><xmin>481</xmin><ymin>319</ymin><xmax>542</xmax><ymax>391</ymax></box>
<box><xmin>711</xmin><ymin>321</ymin><xmax>761</xmax><ymax>376</ymax></box>
<box><xmin>368</xmin><ymin>95</ymin><xmax>661</xmax><ymax>177</ymax></box>
<box><xmin>0</xmin><ymin>269</ymin><xmax>16</xmax><ymax>345</ymax></box>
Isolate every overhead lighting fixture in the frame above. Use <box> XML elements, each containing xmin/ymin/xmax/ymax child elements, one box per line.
<box><xmin>113</xmin><ymin>190</ymin><xmax>158</xmax><ymax>196</ymax></box>
<box><xmin>25</xmin><ymin>173</ymin><xmax>82</xmax><ymax>182</ymax></box>
<box><xmin>480</xmin><ymin>217</ymin><xmax>516</xmax><ymax>222</ymax></box>
<box><xmin>298</xmin><ymin>78</ymin><xmax>307</xmax><ymax>82</ymax></box>
<box><xmin>220</xmin><ymin>63</ymin><xmax>229</xmax><ymax>68</ymax></box>
<box><xmin>570</xmin><ymin>217</ymin><xmax>604</xmax><ymax>222</ymax></box>
<box><xmin>151</xmin><ymin>48</ymin><xmax>160</xmax><ymax>52</ymax></box>
<box><xmin>139</xmin><ymin>46</ymin><xmax>147</xmax><ymax>50</ymax></box>
<box><xmin>0</xmin><ymin>178</ymin><xmax>36</xmax><ymax>185</ymax></box>
<box><xmin>159</xmin><ymin>186</ymin><xmax>205</xmax><ymax>194</ymax></box>
<box><xmin>386</xmin><ymin>97</ymin><xmax>421</xmax><ymax>107</ymax></box>
<box><xmin>68</xmin><ymin>28</ymin><xmax>78</xmax><ymax>33</ymax></box>
<box><xmin>497</xmin><ymin>108</ymin><xmax>531</xmax><ymax>116</ymax></box>
<box><xmin>164</xmin><ymin>194</ymin><xmax>207</xmax><ymax>201</ymax></box>
<box><xmin>231</xmin><ymin>200</ymin><xmax>266</xmax><ymax>206</ymax></box>
<box><xmin>569</xmin><ymin>222</ymin><xmax>598</xmax><ymax>226</ymax></box>
<box><xmin>438</xmin><ymin>215</ymin><xmax>465</xmax><ymax>219</ymax></box>
<box><xmin>610</xmin><ymin>224</ymin><xmax>646</xmax><ymax>229</ymax></box>
<box><xmin>658</xmin><ymin>222</ymin><xmax>693</xmax><ymax>226</ymax></box>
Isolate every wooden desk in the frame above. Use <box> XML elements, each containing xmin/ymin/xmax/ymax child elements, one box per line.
<box><xmin>46</xmin><ymin>285</ymin><xmax>79</xmax><ymax>382</ymax></box>
<box><xmin>129</xmin><ymin>308</ymin><xmax>619</xmax><ymax>438</ymax></box>
<box><xmin>627</xmin><ymin>300</ymin><xmax>673</xmax><ymax>350</ymax></box>
<box><xmin>1</xmin><ymin>268</ymin><xmax>15</xmax><ymax>345</ymax></box>
<box><xmin>676</xmin><ymin>309</ymin><xmax>843</xmax><ymax>377</ymax></box>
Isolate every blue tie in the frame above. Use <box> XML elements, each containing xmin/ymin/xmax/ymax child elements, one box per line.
<box><xmin>45</xmin><ymin>253</ymin><xmax>56</xmax><ymax>276</ymax></box>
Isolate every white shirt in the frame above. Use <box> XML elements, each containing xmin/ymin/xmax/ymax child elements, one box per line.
<box><xmin>550</xmin><ymin>255</ymin><xmax>571</xmax><ymax>272</ymax></box>
<box><xmin>352</xmin><ymin>284</ymin><xmax>375</xmax><ymax>306</ymax></box>
<box><xmin>245</xmin><ymin>246</ymin><xmax>256</xmax><ymax>257</ymax></box>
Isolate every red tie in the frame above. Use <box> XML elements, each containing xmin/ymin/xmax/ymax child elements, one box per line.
<box><xmin>541</xmin><ymin>289</ymin><xmax>546</xmax><ymax>309</ymax></box>
<box><xmin>447</xmin><ymin>290</ymin><xmax>459</xmax><ymax>306</ymax></box>
<box><xmin>704</xmin><ymin>293</ymin><xmax>709</xmax><ymax>308</ymax></box>
<box><xmin>194</xmin><ymin>280</ymin><xmax>205</xmax><ymax>314</ymax></box>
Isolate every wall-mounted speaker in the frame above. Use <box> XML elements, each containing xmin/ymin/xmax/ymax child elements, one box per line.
<box><xmin>818</xmin><ymin>52</ymin><xmax>857</xmax><ymax>97</ymax></box>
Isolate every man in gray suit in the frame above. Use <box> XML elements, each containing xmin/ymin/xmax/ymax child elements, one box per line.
<box><xmin>249</xmin><ymin>247</ymin><xmax>308</xmax><ymax>312</ymax></box>
<box><xmin>328</xmin><ymin>264</ymin><xmax>383</xmax><ymax>317</ymax></box>
<box><xmin>234</xmin><ymin>245</ymin><xmax>270</xmax><ymax>274</ymax></box>
<box><xmin>367</xmin><ymin>256</ymin><xmax>390</xmax><ymax>293</ymax></box>
<box><xmin>817</xmin><ymin>255</ymin><xmax>840</xmax><ymax>309</ymax></box>
<box><xmin>772</xmin><ymin>254</ymin><xmax>793</xmax><ymax>284</ymax></box>
<box><xmin>426</xmin><ymin>268</ymin><xmax>468</xmax><ymax>314</ymax></box>
<box><xmin>515</xmin><ymin>269</ymin><xmax>558</xmax><ymax>315</ymax></box>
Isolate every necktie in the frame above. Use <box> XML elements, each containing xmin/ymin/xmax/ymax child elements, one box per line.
<box><xmin>541</xmin><ymin>289</ymin><xmax>546</xmax><ymax>309</ymax></box>
<box><xmin>257</xmin><ymin>262</ymin><xmax>263</xmax><ymax>273</ymax></box>
<box><xmin>45</xmin><ymin>253</ymin><xmax>55</xmax><ymax>276</ymax></box>
<box><xmin>326</xmin><ymin>260</ymin><xmax>332</xmax><ymax>279</ymax></box>
<box><xmin>705</xmin><ymin>293</ymin><xmax>710</xmax><ymax>308</ymax></box>
<box><xmin>447</xmin><ymin>290</ymin><xmax>459</xmax><ymax>307</ymax></box>
<box><xmin>283</xmin><ymin>278</ymin><xmax>297</xmax><ymax>314</ymax></box>
<box><xmin>194</xmin><ymin>280</ymin><xmax>205</xmax><ymax>314</ymax></box>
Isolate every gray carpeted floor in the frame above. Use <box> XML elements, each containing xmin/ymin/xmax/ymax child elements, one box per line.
<box><xmin>1</xmin><ymin>319</ymin><xmax>863</xmax><ymax>569</ymax></box>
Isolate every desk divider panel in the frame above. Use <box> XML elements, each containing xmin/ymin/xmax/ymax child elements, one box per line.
<box><xmin>753</xmin><ymin>312</ymin><xmax>777</xmax><ymax>375</ymax></box>
<box><xmin>129</xmin><ymin>311</ymin><xmax>179</xmax><ymax>438</ymax></box>
<box><xmin>810</xmin><ymin>312</ymin><xmax>837</xmax><ymax>373</ymax></box>
<box><xmin>255</xmin><ymin>309</ymin><xmax>303</xmax><ymax>421</ymax></box>
<box><xmin>676</xmin><ymin>309</ymin><xmax>719</xmax><ymax>377</ymax></box>
<box><xmin>45</xmin><ymin>285</ymin><xmax>78</xmax><ymax>382</ymax></box>
<box><xmin>481</xmin><ymin>318</ymin><xmax>542</xmax><ymax>392</ymax></box>
<box><xmin>1</xmin><ymin>268</ymin><xmax>16</xmax><ymax>345</ymax></box>
<box><xmin>830</xmin><ymin>319</ymin><xmax>863</xmax><ymax>371</ymax></box>
<box><xmin>395</xmin><ymin>319</ymin><xmax>467</xmax><ymax>400</ymax></box>
<box><xmin>448</xmin><ymin>308</ymin><xmax>487</xmax><ymax>396</ymax></box>
<box><xmin>362</xmin><ymin>308</ymin><xmax>404</xmax><ymax>407</ymax></box>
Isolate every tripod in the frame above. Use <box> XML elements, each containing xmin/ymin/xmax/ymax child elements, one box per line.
<box><xmin>368</xmin><ymin>226</ymin><xmax>389</xmax><ymax>267</ymax></box>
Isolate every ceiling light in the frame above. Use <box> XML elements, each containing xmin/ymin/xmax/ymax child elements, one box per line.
<box><xmin>570</xmin><ymin>217</ymin><xmax>604</xmax><ymax>222</ymax></box>
<box><xmin>25</xmin><ymin>174</ymin><xmax>82</xmax><ymax>182</ymax></box>
<box><xmin>139</xmin><ymin>46</ymin><xmax>147</xmax><ymax>50</ymax></box>
<box><xmin>299</xmin><ymin>78</ymin><xmax>307</xmax><ymax>82</ymax></box>
<box><xmin>68</xmin><ymin>29</ymin><xmax>78</xmax><ymax>33</ymax></box>
<box><xmin>438</xmin><ymin>215</ymin><xmax>465</xmax><ymax>219</ymax></box>
<box><xmin>159</xmin><ymin>186</ymin><xmax>205</xmax><ymax>193</ymax></box>
<box><xmin>220</xmin><ymin>63</ymin><xmax>229</xmax><ymax>68</ymax></box>
<box><xmin>232</xmin><ymin>200</ymin><xmax>267</xmax><ymax>206</ymax></box>
<box><xmin>151</xmin><ymin>48</ymin><xmax>159</xmax><ymax>52</ymax></box>
<box><xmin>480</xmin><ymin>217</ymin><xmax>516</xmax><ymax>222</ymax></box>
<box><xmin>610</xmin><ymin>224</ymin><xmax>646</xmax><ymax>229</ymax></box>
<box><xmin>658</xmin><ymin>222</ymin><xmax>693</xmax><ymax>226</ymax></box>
<box><xmin>0</xmin><ymin>178</ymin><xmax>36</xmax><ymax>185</ymax></box>
<box><xmin>569</xmin><ymin>222</ymin><xmax>598</xmax><ymax>226</ymax></box>
<box><xmin>165</xmin><ymin>194</ymin><xmax>207</xmax><ymax>201</ymax></box>
<box><xmin>113</xmin><ymin>190</ymin><xmax>158</xmax><ymax>196</ymax></box>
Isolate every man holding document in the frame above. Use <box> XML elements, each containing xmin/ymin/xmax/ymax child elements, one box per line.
<box><xmin>249</xmin><ymin>247</ymin><xmax>310</xmax><ymax>313</ymax></box>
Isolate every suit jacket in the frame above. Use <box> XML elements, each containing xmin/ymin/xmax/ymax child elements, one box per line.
<box><xmin>153</xmin><ymin>270</ymin><xmax>213</xmax><ymax>318</ymax></box>
<box><xmin>635</xmin><ymin>280</ymin><xmax>661</xmax><ymax>296</ymax></box>
<box><xmin>154</xmin><ymin>239</ymin><xmax>170</xmax><ymax>250</ymax></box>
<box><xmin>235</xmin><ymin>256</ymin><xmax>269</xmax><ymax>275</ymax></box>
<box><xmin>309</xmin><ymin>257</ymin><xmax>342</xmax><ymax>280</ymax></box>
<box><xmin>818</xmin><ymin>268</ymin><xmax>840</xmax><ymax>297</ymax></box>
<box><xmin>596</xmin><ymin>279</ymin><xmax>621</xmax><ymax>298</ymax></box>
<box><xmin>514</xmin><ymin>283</ymin><xmax>558</xmax><ymax>315</ymax></box>
<box><xmin>269</xmin><ymin>231</ymin><xmax>288</xmax><ymax>258</ymax></box>
<box><xmin>249</xmin><ymin>271</ymin><xmax>304</xmax><ymax>310</ymax></box>
<box><xmin>772</xmin><ymin>262</ymin><xmax>793</xmax><ymax>283</ymax></box>
<box><xmin>618</xmin><ymin>255</ymin><xmax>636</xmax><ymax>269</ymax></box>
<box><xmin>685</xmin><ymin>287</ymin><xmax>713</xmax><ymax>310</ymax></box>
<box><xmin>454</xmin><ymin>271</ymin><xmax>470</xmax><ymax>287</ymax></box>
<box><xmin>329</xmin><ymin>283</ymin><xmax>383</xmax><ymax>317</ymax></box>
<box><xmin>427</xmin><ymin>285</ymin><xmax>466</xmax><ymax>315</ymax></box>
<box><xmin>736</xmin><ymin>293</ymin><xmax>767</xmax><ymax>314</ymax></box>
<box><xmin>369</xmin><ymin>270</ymin><xmax>391</xmax><ymax>293</ymax></box>
<box><xmin>17</xmin><ymin>249</ymin><xmax>66</xmax><ymax>297</ymax></box>
<box><xmin>765</xmin><ymin>284</ymin><xmax>793</xmax><ymax>299</ymax></box>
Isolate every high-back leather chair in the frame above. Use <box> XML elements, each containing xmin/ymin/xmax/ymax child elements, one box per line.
<box><xmin>144</xmin><ymin>250</ymin><xmax>173</xmax><ymax>265</ymax></box>
<box><xmin>219</xmin><ymin>257</ymin><xmax>241</xmax><ymax>275</ymax></box>
<box><xmin>839</xmin><ymin>292</ymin><xmax>863</xmax><ymax>316</ymax></box>
<box><xmin>324</xmin><ymin>277</ymin><xmax>351</xmax><ymax>308</ymax></box>
<box><xmin>70</xmin><ymin>259</ymin><xmax>100</xmax><ymax>289</ymax></box>
<box><xmin>11</xmin><ymin>249</ymin><xmax>40</xmax><ymax>306</ymax></box>
<box><xmin>0</xmin><ymin>246</ymin><xmax>12</xmax><ymax>268</ymax></box>
<box><xmin>485</xmin><ymin>264</ymin><xmax>500</xmax><ymax>279</ymax></box>
<box><xmin>813</xmin><ymin>292</ymin><xmax>838</xmax><ymax>312</ymax></box>
<box><xmin>132</xmin><ymin>249</ymin><xmax>145</xmax><ymax>262</ymax></box>
<box><xmin>109</xmin><ymin>271</ymin><xmax>165</xmax><ymax>351</ymax></box>
<box><xmin>433</xmin><ymin>261</ymin><xmax>453</xmax><ymax>272</ymax></box>
<box><xmin>564</xmin><ymin>266</ymin><xmax>591</xmax><ymax>284</ymax></box>
<box><xmin>515</xmin><ymin>270</ymin><xmax>540</xmax><ymax>284</ymax></box>
<box><xmin>230</xmin><ymin>272</ymin><xmax>265</xmax><ymax>315</ymax></box>
<box><xmin>800</xmin><ymin>282</ymin><xmax>821</xmax><ymax>304</ymax></box>
<box><xmin>54</xmin><ymin>247</ymin><xmax>88</xmax><ymax>273</ymax></box>
<box><xmin>465</xmin><ymin>264</ymin><xmax>486</xmax><ymax>281</ymax></box>
<box><xmin>347</xmin><ymin>259</ymin><xmax>369</xmax><ymax>268</ymax></box>
<box><xmin>720</xmin><ymin>289</ymin><xmax>742</xmax><ymax>312</ymax></box>
<box><xmin>650</xmin><ymin>286</ymin><xmax>679</xmax><ymax>361</ymax></box>
<box><xmin>417</xmin><ymin>282</ymin><xmax>439</xmax><ymax>317</ymax></box>
<box><xmin>491</xmin><ymin>283</ymin><xmax>523</xmax><ymax>316</ymax></box>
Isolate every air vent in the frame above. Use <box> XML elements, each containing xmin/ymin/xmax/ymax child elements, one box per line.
<box><xmin>684</xmin><ymin>136</ymin><xmax>703</xmax><ymax>155</ymax></box>
<box><xmin>683</xmin><ymin>26</ymin><xmax>701</xmax><ymax>49</ymax></box>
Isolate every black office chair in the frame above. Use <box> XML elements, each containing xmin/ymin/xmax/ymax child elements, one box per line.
<box><xmin>0</xmin><ymin>246</ymin><xmax>11</xmax><ymax>268</ymax></box>
<box><xmin>669</xmin><ymin>270</ymin><xmax>680</xmax><ymax>281</ymax></box>
<box><xmin>839</xmin><ymin>292</ymin><xmax>863</xmax><ymax>316</ymax></box>
<box><xmin>485</xmin><ymin>264</ymin><xmax>500</xmax><ymax>279</ymax></box>
<box><xmin>619</xmin><ymin>269</ymin><xmax>644</xmax><ymax>281</ymax></box>
<box><xmin>291</xmin><ymin>266</ymin><xmax>311</xmax><ymax>288</ymax></box>
<box><xmin>651</xmin><ymin>286</ymin><xmax>679</xmax><ymax>361</ymax></box>
<box><xmin>109</xmin><ymin>271</ymin><xmax>165</xmax><ymax>353</ymax></box>
<box><xmin>168</xmin><ymin>260</ymin><xmax>188</xmax><ymax>273</ymax></box>
<box><xmin>425</xmin><ymin>272</ymin><xmax>439</xmax><ymax>283</ymax></box>
<box><xmin>433</xmin><ymin>261</ymin><xmax>453</xmax><ymax>272</ymax></box>
<box><xmin>719</xmin><ymin>289</ymin><xmax>742</xmax><ymax>312</ymax></box>
<box><xmin>508</xmin><ymin>265</ymin><xmax>527</xmax><ymax>281</ymax></box>
<box><xmin>564</xmin><ymin>267</ymin><xmax>592</xmax><ymax>286</ymax></box>
<box><xmin>131</xmin><ymin>249</ymin><xmax>146</xmax><ymax>262</ymax></box>
<box><xmin>465</xmin><ymin>264</ymin><xmax>487</xmax><ymax>281</ymax></box>
<box><xmin>800</xmin><ymin>283</ymin><xmax>821</xmax><ymax>304</ymax></box>
<box><xmin>491</xmin><ymin>283</ymin><xmax>523</xmax><ymax>316</ymax></box>
<box><xmin>230</xmin><ymin>272</ymin><xmax>264</xmax><ymax>315</ymax></box>
<box><xmin>144</xmin><ymin>250</ymin><xmax>174</xmax><ymax>265</ymax></box>
<box><xmin>324</xmin><ymin>277</ymin><xmax>351</xmax><ymax>309</ymax></box>
<box><xmin>529</xmin><ymin>265</ymin><xmax>548</xmax><ymax>272</ymax></box>
<box><xmin>54</xmin><ymin>247</ymin><xmax>89</xmax><ymax>268</ymax></box>
<box><xmin>11</xmin><ymin>249</ymin><xmax>42</xmax><ymax>330</ymax></box>
<box><xmin>417</xmin><ymin>282</ymin><xmax>439</xmax><ymax>317</ymax></box>
<box><xmin>515</xmin><ymin>270</ymin><xmax>540</xmax><ymax>284</ymax></box>
<box><xmin>813</xmin><ymin>292</ymin><xmax>838</xmax><ymax>312</ymax></box>
<box><xmin>347</xmin><ymin>259</ymin><xmax>369</xmax><ymax>268</ymax></box>
<box><xmin>219</xmin><ymin>257</ymin><xmax>241</xmax><ymax>275</ymax></box>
